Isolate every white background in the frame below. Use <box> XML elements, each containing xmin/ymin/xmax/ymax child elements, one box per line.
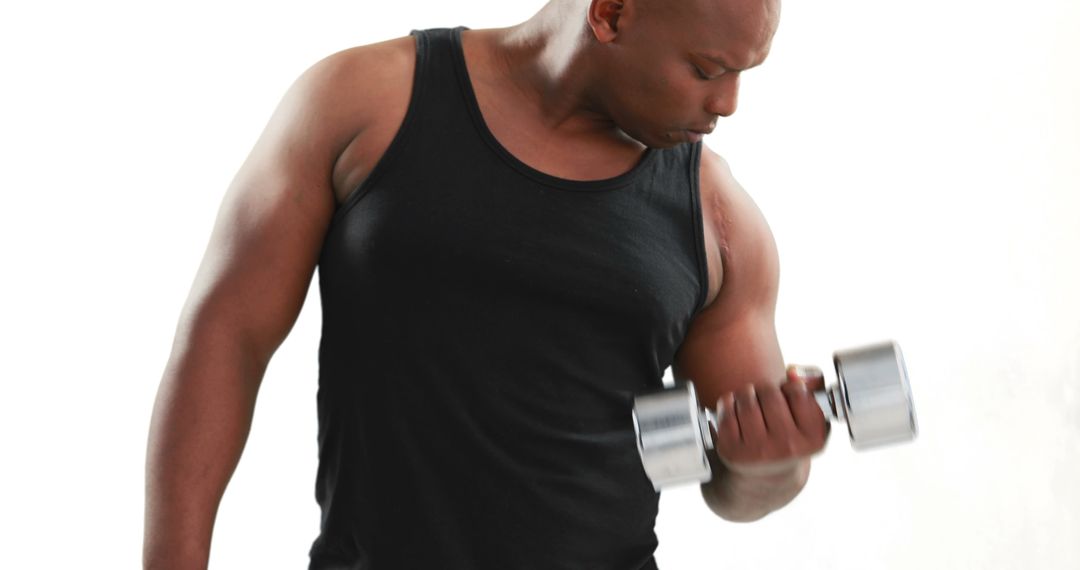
<box><xmin>2</xmin><ymin>1</ymin><xmax>1078</xmax><ymax>568</ymax></box>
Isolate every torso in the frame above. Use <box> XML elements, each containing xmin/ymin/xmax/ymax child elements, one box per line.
<box><xmin>329</xmin><ymin>30</ymin><xmax>725</xmax><ymax>309</ymax></box>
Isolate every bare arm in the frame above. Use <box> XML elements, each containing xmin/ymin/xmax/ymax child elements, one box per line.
<box><xmin>142</xmin><ymin>51</ymin><xmax>369</xmax><ymax>569</ymax></box>
<box><xmin>672</xmin><ymin>148</ymin><xmax>827</xmax><ymax>522</ymax></box>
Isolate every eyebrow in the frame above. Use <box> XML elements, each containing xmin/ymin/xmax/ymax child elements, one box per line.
<box><xmin>697</xmin><ymin>52</ymin><xmax>760</xmax><ymax>73</ymax></box>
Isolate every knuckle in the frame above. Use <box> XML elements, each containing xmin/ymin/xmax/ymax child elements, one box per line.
<box><xmin>763</xmin><ymin>387</ymin><xmax>785</xmax><ymax>403</ymax></box>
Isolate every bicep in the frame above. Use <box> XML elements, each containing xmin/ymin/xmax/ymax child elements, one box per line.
<box><xmin>175</xmin><ymin>55</ymin><xmax>360</xmax><ymax>364</ymax></box>
<box><xmin>178</xmin><ymin>166</ymin><xmax>332</xmax><ymax>365</ymax></box>
<box><xmin>672</xmin><ymin>148</ymin><xmax>785</xmax><ymax>406</ymax></box>
<box><xmin>672</xmin><ymin>308</ymin><xmax>784</xmax><ymax>409</ymax></box>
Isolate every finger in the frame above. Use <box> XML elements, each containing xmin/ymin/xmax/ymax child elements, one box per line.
<box><xmin>734</xmin><ymin>384</ymin><xmax>767</xmax><ymax>445</ymax></box>
<box><xmin>781</xmin><ymin>380</ymin><xmax>829</xmax><ymax>441</ymax></box>
<box><xmin>756</xmin><ymin>383</ymin><xmax>798</xmax><ymax>437</ymax></box>
<box><xmin>786</xmin><ymin>364</ymin><xmax>825</xmax><ymax>393</ymax></box>
<box><xmin>713</xmin><ymin>394</ymin><xmax>740</xmax><ymax>452</ymax></box>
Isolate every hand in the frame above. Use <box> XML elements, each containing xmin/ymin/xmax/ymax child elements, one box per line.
<box><xmin>711</xmin><ymin>365</ymin><xmax>831</xmax><ymax>478</ymax></box>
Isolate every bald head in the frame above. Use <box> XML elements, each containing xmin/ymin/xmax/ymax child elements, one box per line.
<box><xmin>636</xmin><ymin>0</ymin><xmax>781</xmax><ymax>62</ymax></box>
<box><xmin>637</xmin><ymin>0</ymin><xmax>780</xmax><ymax>20</ymax></box>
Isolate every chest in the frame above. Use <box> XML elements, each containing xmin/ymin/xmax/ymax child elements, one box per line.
<box><xmin>332</xmin><ymin>181</ymin><xmax>700</xmax><ymax>337</ymax></box>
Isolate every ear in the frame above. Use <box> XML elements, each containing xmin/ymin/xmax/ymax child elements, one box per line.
<box><xmin>587</xmin><ymin>0</ymin><xmax>625</xmax><ymax>43</ymax></box>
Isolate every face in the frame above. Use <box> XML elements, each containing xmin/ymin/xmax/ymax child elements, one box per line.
<box><xmin>588</xmin><ymin>0</ymin><xmax>781</xmax><ymax>148</ymax></box>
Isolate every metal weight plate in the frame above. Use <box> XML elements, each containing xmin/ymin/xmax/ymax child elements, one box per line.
<box><xmin>833</xmin><ymin>341</ymin><xmax>919</xmax><ymax>449</ymax></box>
<box><xmin>632</xmin><ymin>382</ymin><xmax>714</xmax><ymax>490</ymax></box>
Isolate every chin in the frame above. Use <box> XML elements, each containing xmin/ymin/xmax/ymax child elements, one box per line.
<box><xmin>623</xmin><ymin>128</ymin><xmax>684</xmax><ymax>150</ymax></box>
<box><xmin>615</xmin><ymin>116</ymin><xmax>695</xmax><ymax>149</ymax></box>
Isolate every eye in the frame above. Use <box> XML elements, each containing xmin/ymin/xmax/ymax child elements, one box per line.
<box><xmin>692</xmin><ymin>64</ymin><xmax>726</xmax><ymax>81</ymax></box>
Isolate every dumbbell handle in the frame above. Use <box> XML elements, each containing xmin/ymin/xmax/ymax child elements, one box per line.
<box><xmin>695</xmin><ymin>386</ymin><xmax>844</xmax><ymax>451</ymax></box>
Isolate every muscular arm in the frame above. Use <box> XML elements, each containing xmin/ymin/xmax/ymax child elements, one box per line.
<box><xmin>142</xmin><ymin>50</ymin><xmax>372</xmax><ymax>569</ymax></box>
<box><xmin>672</xmin><ymin>148</ymin><xmax>825</xmax><ymax>522</ymax></box>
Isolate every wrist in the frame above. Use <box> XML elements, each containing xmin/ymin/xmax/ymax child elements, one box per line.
<box><xmin>722</xmin><ymin>456</ymin><xmax>810</xmax><ymax>483</ymax></box>
<box><xmin>701</xmin><ymin>456</ymin><xmax>811</xmax><ymax>522</ymax></box>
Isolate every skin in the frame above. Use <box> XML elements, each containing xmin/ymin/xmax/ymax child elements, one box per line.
<box><xmin>143</xmin><ymin>0</ymin><xmax>827</xmax><ymax>567</ymax></box>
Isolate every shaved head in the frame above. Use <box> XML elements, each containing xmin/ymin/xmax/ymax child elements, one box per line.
<box><xmin>636</xmin><ymin>0</ymin><xmax>782</xmax><ymax>56</ymax></box>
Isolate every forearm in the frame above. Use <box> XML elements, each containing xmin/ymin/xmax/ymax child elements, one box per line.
<box><xmin>699</xmin><ymin>453</ymin><xmax>811</xmax><ymax>522</ymax></box>
<box><xmin>143</xmin><ymin>330</ymin><xmax>267</xmax><ymax>569</ymax></box>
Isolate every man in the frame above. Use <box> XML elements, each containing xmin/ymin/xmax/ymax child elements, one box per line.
<box><xmin>144</xmin><ymin>0</ymin><xmax>829</xmax><ymax>568</ymax></box>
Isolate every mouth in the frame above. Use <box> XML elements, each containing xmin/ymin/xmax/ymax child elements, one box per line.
<box><xmin>689</xmin><ymin>123</ymin><xmax>716</xmax><ymax>136</ymax></box>
<box><xmin>684</xmin><ymin>127</ymin><xmax>713</xmax><ymax>142</ymax></box>
<box><xmin>683</xmin><ymin>122</ymin><xmax>716</xmax><ymax>142</ymax></box>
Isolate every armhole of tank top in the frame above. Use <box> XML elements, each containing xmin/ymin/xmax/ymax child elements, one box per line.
<box><xmin>687</xmin><ymin>142</ymin><xmax>710</xmax><ymax>316</ymax></box>
<box><xmin>328</xmin><ymin>30</ymin><xmax>429</xmax><ymax>230</ymax></box>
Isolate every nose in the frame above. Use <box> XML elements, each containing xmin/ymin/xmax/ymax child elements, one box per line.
<box><xmin>704</xmin><ymin>72</ymin><xmax>740</xmax><ymax>118</ymax></box>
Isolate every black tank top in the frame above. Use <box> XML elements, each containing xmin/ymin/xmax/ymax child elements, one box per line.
<box><xmin>309</xmin><ymin>27</ymin><xmax>708</xmax><ymax>570</ymax></box>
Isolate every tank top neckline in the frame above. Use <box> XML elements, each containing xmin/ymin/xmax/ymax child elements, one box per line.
<box><xmin>446</xmin><ymin>26</ymin><xmax>658</xmax><ymax>192</ymax></box>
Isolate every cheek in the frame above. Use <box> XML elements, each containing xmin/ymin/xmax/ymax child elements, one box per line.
<box><xmin>633</xmin><ymin>72</ymin><xmax>699</xmax><ymax>121</ymax></box>
<box><xmin>633</xmin><ymin>65</ymin><xmax>675</xmax><ymax>99</ymax></box>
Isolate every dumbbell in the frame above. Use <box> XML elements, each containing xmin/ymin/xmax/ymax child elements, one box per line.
<box><xmin>632</xmin><ymin>340</ymin><xmax>918</xmax><ymax>490</ymax></box>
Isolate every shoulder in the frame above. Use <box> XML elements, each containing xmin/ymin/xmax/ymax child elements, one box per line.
<box><xmin>695</xmin><ymin>144</ymin><xmax>780</xmax><ymax>317</ymax></box>
<box><xmin>271</xmin><ymin>37</ymin><xmax>419</xmax><ymax>202</ymax></box>
<box><xmin>314</xmin><ymin>36</ymin><xmax>417</xmax><ymax>89</ymax></box>
<box><xmin>278</xmin><ymin>36</ymin><xmax>417</xmax><ymax>138</ymax></box>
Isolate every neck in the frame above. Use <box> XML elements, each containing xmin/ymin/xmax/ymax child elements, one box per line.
<box><xmin>487</xmin><ymin>1</ymin><xmax>620</xmax><ymax>137</ymax></box>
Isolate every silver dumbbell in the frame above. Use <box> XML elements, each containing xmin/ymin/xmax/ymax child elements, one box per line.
<box><xmin>632</xmin><ymin>341</ymin><xmax>918</xmax><ymax>490</ymax></box>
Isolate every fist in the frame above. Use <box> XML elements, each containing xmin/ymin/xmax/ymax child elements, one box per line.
<box><xmin>711</xmin><ymin>365</ymin><xmax>831</xmax><ymax>477</ymax></box>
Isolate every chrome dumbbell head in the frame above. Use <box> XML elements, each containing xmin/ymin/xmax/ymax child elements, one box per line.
<box><xmin>631</xmin><ymin>382</ymin><xmax>716</xmax><ymax>490</ymax></box>
<box><xmin>632</xmin><ymin>341</ymin><xmax>918</xmax><ymax>491</ymax></box>
<box><xmin>831</xmin><ymin>341</ymin><xmax>918</xmax><ymax>449</ymax></box>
